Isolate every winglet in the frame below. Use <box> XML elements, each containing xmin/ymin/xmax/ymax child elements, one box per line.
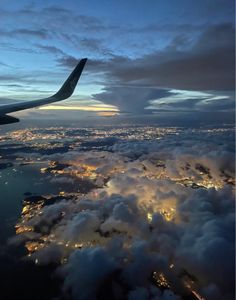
<box><xmin>52</xmin><ymin>58</ymin><xmax>87</xmax><ymax>100</ymax></box>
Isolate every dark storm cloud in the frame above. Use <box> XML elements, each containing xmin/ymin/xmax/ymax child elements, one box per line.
<box><xmin>100</xmin><ymin>23</ymin><xmax>235</xmax><ymax>91</ymax></box>
<box><xmin>93</xmin><ymin>87</ymin><xmax>171</xmax><ymax>113</ymax></box>
<box><xmin>88</xmin><ymin>24</ymin><xmax>235</xmax><ymax>110</ymax></box>
<box><xmin>56</xmin><ymin>23</ymin><xmax>235</xmax><ymax>113</ymax></box>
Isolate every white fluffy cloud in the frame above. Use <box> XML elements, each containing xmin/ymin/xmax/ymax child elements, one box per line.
<box><xmin>11</xmin><ymin>129</ymin><xmax>235</xmax><ymax>300</ymax></box>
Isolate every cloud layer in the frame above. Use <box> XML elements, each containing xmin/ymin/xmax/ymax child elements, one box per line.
<box><xmin>11</xmin><ymin>128</ymin><xmax>235</xmax><ymax>300</ymax></box>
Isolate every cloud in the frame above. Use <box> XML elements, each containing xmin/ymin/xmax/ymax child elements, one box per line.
<box><xmin>85</xmin><ymin>23</ymin><xmax>234</xmax><ymax>113</ymax></box>
<box><xmin>93</xmin><ymin>86</ymin><xmax>171</xmax><ymax>113</ymax></box>
<box><xmin>0</xmin><ymin>28</ymin><xmax>49</xmax><ymax>40</ymax></box>
<box><xmin>61</xmin><ymin>247</ymin><xmax>118</xmax><ymax>300</ymax></box>
<box><xmin>147</xmin><ymin>90</ymin><xmax>235</xmax><ymax>112</ymax></box>
<box><xmin>34</xmin><ymin>44</ymin><xmax>66</xmax><ymax>55</ymax></box>
<box><xmin>12</xmin><ymin>128</ymin><xmax>235</xmax><ymax>300</ymax></box>
<box><xmin>0</xmin><ymin>4</ymin><xmax>234</xmax><ymax>116</ymax></box>
<box><xmin>13</xmin><ymin>29</ymin><xmax>49</xmax><ymax>39</ymax></box>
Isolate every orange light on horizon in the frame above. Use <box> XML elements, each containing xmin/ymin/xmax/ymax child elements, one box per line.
<box><xmin>39</xmin><ymin>104</ymin><xmax>119</xmax><ymax>112</ymax></box>
<box><xmin>96</xmin><ymin>111</ymin><xmax>119</xmax><ymax>117</ymax></box>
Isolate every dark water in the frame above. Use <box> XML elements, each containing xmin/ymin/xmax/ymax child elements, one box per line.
<box><xmin>0</xmin><ymin>162</ymin><xmax>81</xmax><ymax>299</ymax></box>
<box><xmin>0</xmin><ymin>163</ymin><xmax>69</xmax><ymax>243</ymax></box>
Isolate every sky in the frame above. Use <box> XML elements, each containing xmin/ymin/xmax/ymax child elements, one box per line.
<box><xmin>0</xmin><ymin>0</ymin><xmax>235</xmax><ymax>121</ymax></box>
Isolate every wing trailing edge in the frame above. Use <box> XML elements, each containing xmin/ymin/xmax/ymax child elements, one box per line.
<box><xmin>0</xmin><ymin>58</ymin><xmax>87</xmax><ymax>120</ymax></box>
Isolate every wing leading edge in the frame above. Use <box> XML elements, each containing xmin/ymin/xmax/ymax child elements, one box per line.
<box><xmin>0</xmin><ymin>58</ymin><xmax>87</xmax><ymax>122</ymax></box>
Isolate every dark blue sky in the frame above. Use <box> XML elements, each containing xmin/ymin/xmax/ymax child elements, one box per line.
<box><xmin>0</xmin><ymin>0</ymin><xmax>234</xmax><ymax>119</ymax></box>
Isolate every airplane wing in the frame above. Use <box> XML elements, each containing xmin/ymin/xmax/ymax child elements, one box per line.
<box><xmin>0</xmin><ymin>58</ymin><xmax>87</xmax><ymax>124</ymax></box>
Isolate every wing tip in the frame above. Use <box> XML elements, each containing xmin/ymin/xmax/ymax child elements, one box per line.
<box><xmin>53</xmin><ymin>57</ymin><xmax>88</xmax><ymax>100</ymax></box>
